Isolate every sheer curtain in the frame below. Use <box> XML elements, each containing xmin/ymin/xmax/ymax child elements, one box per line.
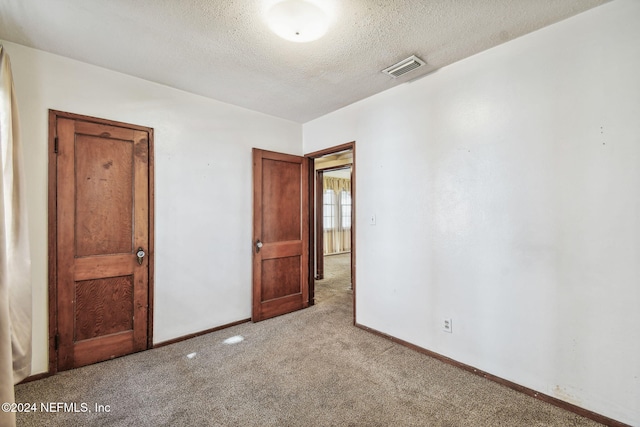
<box><xmin>323</xmin><ymin>176</ymin><xmax>351</xmax><ymax>255</ymax></box>
<box><xmin>0</xmin><ymin>45</ymin><xmax>32</xmax><ymax>427</ymax></box>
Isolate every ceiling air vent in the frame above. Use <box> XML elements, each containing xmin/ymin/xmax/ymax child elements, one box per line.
<box><xmin>382</xmin><ymin>55</ymin><xmax>426</xmax><ymax>78</ymax></box>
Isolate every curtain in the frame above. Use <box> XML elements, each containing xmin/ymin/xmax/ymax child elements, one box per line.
<box><xmin>0</xmin><ymin>45</ymin><xmax>32</xmax><ymax>427</ymax></box>
<box><xmin>323</xmin><ymin>176</ymin><xmax>351</xmax><ymax>255</ymax></box>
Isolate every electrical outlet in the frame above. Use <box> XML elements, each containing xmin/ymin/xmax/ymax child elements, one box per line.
<box><xmin>369</xmin><ymin>214</ymin><xmax>376</xmax><ymax>225</ymax></box>
<box><xmin>443</xmin><ymin>318</ymin><xmax>453</xmax><ymax>333</ymax></box>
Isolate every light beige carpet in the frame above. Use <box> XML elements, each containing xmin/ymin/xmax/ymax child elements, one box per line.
<box><xmin>15</xmin><ymin>253</ymin><xmax>603</xmax><ymax>426</ymax></box>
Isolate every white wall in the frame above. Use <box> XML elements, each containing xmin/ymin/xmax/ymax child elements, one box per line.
<box><xmin>304</xmin><ymin>0</ymin><xmax>640</xmax><ymax>424</ymax></box>
<box><xmin>1</xmin><ymin>40</ymin><xmax>302</xmax><ymax>375</ymax></box>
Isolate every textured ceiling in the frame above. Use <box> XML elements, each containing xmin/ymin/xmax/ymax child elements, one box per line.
<box><xmin>0</xmin><ymin>0</ymin><xmax>610</xmax><ymax>123</ymax></box>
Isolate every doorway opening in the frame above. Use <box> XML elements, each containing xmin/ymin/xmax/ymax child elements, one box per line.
<box><xmin>306</xmin><ymin>142</ymin><xmax>355</xmax><ymax>323</ymax></box>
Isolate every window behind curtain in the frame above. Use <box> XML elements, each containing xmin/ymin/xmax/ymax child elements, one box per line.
<box><xmin>322</xmin><ymin>175</ymin><xmax>351</xmax><ymax>255</ymax></box>
<box><xmin>340</xmin><ymin>191</ymin><xmax>351</xmax><ymax>229</ymax></box>
<box><xmin>323</xmin><ymin>189</ymin><xmax>336</xmax><ymax>230</ymax></box>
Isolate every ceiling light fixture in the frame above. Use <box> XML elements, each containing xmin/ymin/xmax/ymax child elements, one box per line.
<box><xmin>266</xmin><ymin>0</ymin><xmax>330</xmax><ymax>43</ymax></box>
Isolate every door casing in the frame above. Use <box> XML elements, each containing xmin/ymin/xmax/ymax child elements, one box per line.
<box><xmin>305</xmin><ymin>142</ymin><xmax>356</xmax><ymax>324</ymax></box>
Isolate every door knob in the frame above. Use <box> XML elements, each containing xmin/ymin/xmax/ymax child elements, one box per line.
<box><xmin>255</xmin><ymin>239</ymin><xmax>263</xmax><ymax>253</ymax></box>
<box><xmin>136</xmin><ymin>247</ymin><xmax>146</xmax><ymax>265</ymax></box>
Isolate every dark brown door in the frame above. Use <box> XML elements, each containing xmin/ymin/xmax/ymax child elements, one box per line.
<box><xmin>54</xmin><ymin>113</ymin><xmax>151</xmax><ymax>370</ymax></box>
<box><xmin>252</xmin><ymin>148</ymin><xmax>309</xmax><ymax>321</ymax></box>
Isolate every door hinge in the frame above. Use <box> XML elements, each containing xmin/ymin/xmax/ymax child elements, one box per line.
<box><xmin>54</xmin><ymin>334</ymin><xmax>59</xmax><ymax>351</ymax></box>
<box><xmin>54</xmin><ymin>136</ymin><xmax>59</xmax><ymax>153</ymax></box>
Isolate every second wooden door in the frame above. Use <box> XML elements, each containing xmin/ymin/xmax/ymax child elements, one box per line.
<box><xmin>252</xmin><ymin>148</ymin><xmax>309</xmax><ymax>321</ymax></box>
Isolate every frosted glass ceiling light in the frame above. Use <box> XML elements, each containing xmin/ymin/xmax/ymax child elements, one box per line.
<box><xmin>267</xmin><ymin>0</ymin><xmax>329</xmax><ymax>43</ymax></box>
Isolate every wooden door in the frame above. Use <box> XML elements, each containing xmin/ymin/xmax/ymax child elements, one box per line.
<box><xmin>52</xmin><ymin>111</ymin><xmax>152</xmax><ymax>370</ymax></box>
<box><xmin>252</xmin><ymin>149</ymin><xmax>309</xmax><ymax>321</ymax></box>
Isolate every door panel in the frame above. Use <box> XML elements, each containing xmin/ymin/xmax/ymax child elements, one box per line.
<box><xmin>54</xmin><ymin>114</ymin><xmax>151</xmax><ymax>370</ymax></box>
<box><xmin>252</xmin><ymin>149</ymin><xmax>309</xmax><ymax>321</ymax></box>
<box><xmin>262</xmin><ymin>159</ymin><xmax>302</xmax><ymax>242</ymax></box>
<box><xmin>75</xmin><ymin>135</ymin><xmax>133</xmax><ymax>256</ymax></box>
<box><xmin>74</xmin><ymin>275</ymin><xmax>134</xmax><ymax>341</ymax></box>
<box><xmin>261</xmin><ymin>256</ymin><xmax>301</xmax><ymax>300</ymax></box>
